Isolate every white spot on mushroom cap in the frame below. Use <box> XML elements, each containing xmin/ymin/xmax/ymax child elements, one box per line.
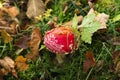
<box><xmin>69</xmin><ymin>44</ymin><xmax>73</xmax><ymax>50</ymax></box>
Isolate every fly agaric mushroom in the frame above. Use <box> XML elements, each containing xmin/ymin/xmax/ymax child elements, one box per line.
<box><xmin>44</xmin><ymin>27</ymin><xmax>77</xmax><ymax>63</ymax></box>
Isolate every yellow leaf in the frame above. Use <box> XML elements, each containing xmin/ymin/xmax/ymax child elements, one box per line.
<box><xmin>1</xmin><ymin>30</ymin><xmax>13</xmax><ymax>43</ymax></box>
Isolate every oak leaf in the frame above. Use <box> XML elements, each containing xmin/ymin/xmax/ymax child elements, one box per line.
<box><xmin>15</xmin><ymin>56</ymin><xmax>29</xmax><ymax>71</ymax></box>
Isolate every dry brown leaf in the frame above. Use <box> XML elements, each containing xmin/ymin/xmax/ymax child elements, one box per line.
<box><xmin>0</xmin><ymin>5</ymin><xmax>18</xmax><ymax>34</ymax></box>
<box><xmin>2</xmin><ymin>6</ymin><xmax>19</xmax><ymax>17</ymax></box>
<box><xmin>88</xmin><ymin>8</ymin><xmax>109</xmax><ymax>29</ymax></box>
<box><xmin>4</xmin><ymin>56</ymin><xmax>15</xmax><ymax>68</ymax></box>
<box><xmin>0</xmin><ymin>60</ymin><xmax>11</xmax><ymax>72</ymax></box>
<box><xmin>84</xmin><ymin>51</ymin><xmax>96</xmax><ymax>73</ymax></box>
<box><xmin>0</xmin><ymin>56</ymin><xmax>18</xmax><ymax>78</ymax></box>
<box><xmin>15</xmin><ymin>56</ymin><xmax>29</xmax><ymax>71</ymax></box>
<box><xmin>25</xmin><ymin>28</ymin><xmax>42</xmax><ymax>60</ymax></box>
<box><xmin>15</xmin><ymin>36</ymin><xmax>29</xmax><ymax>49</ymax></box>
<box><xmin>26</xmin><ymin>0</ymin><xmax>45</xmax><ymax>19</ymax></box>
<box><xmin>1</xmin><ymin>30</ymin><xmax>13</xmax><ymax>43</ymax></box>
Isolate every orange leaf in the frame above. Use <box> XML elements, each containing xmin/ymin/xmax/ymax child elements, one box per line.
<box><xmin>2</xmin><ymin>6</ymin><xmax>19</xmax><ymax>17</ymax></box>
<box><xmin>15</xmin><ymin>56</ymin><xmax>29</xmax><ymax>71</ymax></box>
<box><xmin>25</xmin><ymin>28</ymin><xmax>42</xmax><ymax>60</ymax></box>
<box><xmin>83</xmin><ymin>51</ymin><xmax>96</xmax><ymax>73</ymax></box>
<box><xmin>1</xmin><ymin>30</ymin><xmax>13</xmax><ymax>43</ymax></box>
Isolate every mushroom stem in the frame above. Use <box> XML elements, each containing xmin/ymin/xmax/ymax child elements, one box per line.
<box><xmin>56</xmin><ymin>54</ymin><xmax>66</xmax><ymax>64</ymax></box>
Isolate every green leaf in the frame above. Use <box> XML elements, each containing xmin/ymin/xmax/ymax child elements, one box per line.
<box><xmin>72</xmin><ymin>14</ymin><xmax>78</xmax><ymax>28</ymax></box>
<box><xmin>81</xmin><ymin>14</ymin><xmax>101</xmax><ymax>44</ymax></box>
<box><xmin>113</xmin><ymin>14</ymin><xmax>120</xmax><ymax>22</ymax></box>
<box><xmin>81</xmin><ymin>14</ymin><xmax>96</xmax><ymax>27</ymax></box>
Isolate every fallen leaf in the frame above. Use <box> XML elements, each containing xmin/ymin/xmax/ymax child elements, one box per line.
<box><xmin>26</xmin><ymin>0</ymin><xmax>45</xmax><ymax>19</ymax></box>
<box><xmin>84</xmin><ymin>51</ymin><xmax>96</xmax><ymax>73</ymax></box>
<box><xmin>1</xmin><ymin>30</ymin><xmax>13</xmax><ymax>43</ymax></box>
<box><xmin>4</xmin><ymin>56</ymin><xmax>14</xmax><ymax>69</ymax></box>
<box><xmin>80</xmin><ymin>13</ymin><xmax>101</xmax><ymax>43</ymax></box>
<box><xmin>15</xmin><ymin>36</ymin><xmax>29</xmax><ymax>49</ymax></box>
<box><xmin>2</xmin><ymin>6</ymin><xmax>19</xmax><ymax>17</ymax></box>
<box><xmin>88</xmin><ymin>8</ymin><xmax>109</xmax><ymax>29</ymax></box>
<box><xmin>0</xmin><ymin>56</ymin><xmax>18</xmax><ymax>78</ymax></box>
<box><xmin>15</xmin><ymin>56</ymin><xmax>29</xmax><ymax>71</ymax></box>
<box><xmin>79</xmin><ymin>8</ymin><xmax>109</xmax><ymax>44</ymax></box>
<box><xmin>95</xmin><ymin>13</ymin><xmax>109</xmax><ymax>29</ymax></box>
<box><xmin>0</xmin><ymin>60</ymin><xmax>11</xmax><ymax>72</ymax></box>
<box><xmin>25</xmin><ymin>28</ymin><xmax>42</xmax><ymax>60</ymax></box>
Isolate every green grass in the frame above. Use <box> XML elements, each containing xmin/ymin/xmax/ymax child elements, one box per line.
<box><xmin>1</xmin><ymin>0</ymin><xmax>120</xmax><ymax>80</ymax></box>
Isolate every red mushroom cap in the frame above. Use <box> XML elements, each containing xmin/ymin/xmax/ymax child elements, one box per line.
<box><xmin>44</xmin><ymin>27</ymin><xmax>76</xmax><ymax>54</ymax></box>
